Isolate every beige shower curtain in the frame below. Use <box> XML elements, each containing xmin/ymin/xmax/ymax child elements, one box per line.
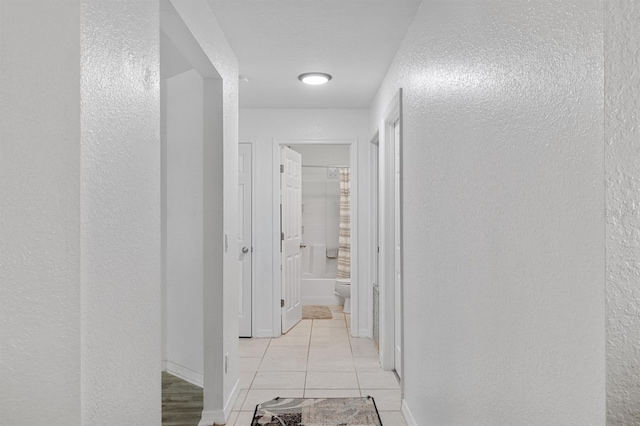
<box><xmin>336</xmin><ymin>168</ymin><xmax>351</xmax><ymax>279</ymax></box>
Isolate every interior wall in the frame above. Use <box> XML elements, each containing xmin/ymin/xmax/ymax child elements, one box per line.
<box><xmin>605</xmin><ymin>2</ymin><xmax>640</xmax><ymax>424</ymax></box>
<box><xmin>163</xmin><ymin>68</ymin><xmax>205</xmax><ymax>385</ymax></box>
<box><xmin>1</xmin><ymin>1</ymin><xmax>161</xmax><ymax>424</ymax></box>
<box><xmin>0</xmin><ymin>1</ymin><xmax>81</xmax><ymax>423</ymax></box>
<box><xmin>240</xmin><ymin>108</ymin><xmax>371</xmax><ymax>337</ymax></box>
<box><xmin>80</xmin><ymin>1</ymin><xmax>161</xmax><ymax>423</ymax></box>
<box><xmin>370</xmin><ymin>1</ymin><xmax>605</xmax><ymax>424</ymax></box>
<box><xmin>292</xmin><ymin>145</ymin><xmax>350</xmax><ymax>167</ymax></box>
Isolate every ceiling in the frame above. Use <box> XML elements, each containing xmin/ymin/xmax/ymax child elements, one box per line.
<box><xmin>207</xmin><ymin>0</ymin><xmax>422</xmax><ymax>109</ymax></box>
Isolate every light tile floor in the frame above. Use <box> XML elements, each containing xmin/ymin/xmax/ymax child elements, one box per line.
<box><xmin>230</xmin><ymin>306</ymin><xmax>407</xmax><ymax>425</ymax></box>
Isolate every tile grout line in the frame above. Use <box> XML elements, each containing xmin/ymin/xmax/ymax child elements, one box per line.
<box><xmin>303</xmin><ymin>320</ymin><xmax>312</xmax><ymax>396</ymax></box>
<box><xmin>254</xmin><ymin>338</ymin><xmax>269</xmax><ymax>376</ymax></box>
<box><xmin>344</xmin><ymin>313</ymin><xmax>364</xmax><ymax>396</ymax></box>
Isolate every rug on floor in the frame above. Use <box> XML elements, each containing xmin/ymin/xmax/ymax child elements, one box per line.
<box><xmin>302</xmin><ymin>305</ymin><xmax>333</xmax><ymax>320</ymax></box>
<box><xmin>252</xmin><ymin>396</ymin><xmax>382</xmax><ymax>426</ymax></box>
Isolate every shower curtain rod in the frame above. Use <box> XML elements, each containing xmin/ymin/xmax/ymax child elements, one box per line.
<box><xmin>301</xmin><ymin>165</ymin><xmax>350</xmax><ymax>168</ymax></box>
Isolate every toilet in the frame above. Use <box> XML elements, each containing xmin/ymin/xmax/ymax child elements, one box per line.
<box><xmin>335</xmin><ymin>278</ymin><xmax>351</xmax><ymax>313</ymax></box>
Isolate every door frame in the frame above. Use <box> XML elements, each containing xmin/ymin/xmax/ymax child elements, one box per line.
<box><xmin>239</xmin><ymin>140</ymin><xmax>256</xmax><ymax>337</ymax></box>
<box><xmin>369</xmin><ymin>132</ymin><xmax>379</xmax><ymax>348</ymax></box>
<box><xmin>378</xmin><ymin>89</ymin><xmax>403</xmax><ymax>374</ymax></box>
<box><xmin>272</xmin><ymin>138</ymin><xmax>359</xmax><ymax>337</ymax></box>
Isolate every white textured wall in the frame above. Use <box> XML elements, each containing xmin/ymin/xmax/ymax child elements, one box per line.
<box><xmin>605</xmin><ymin>2</ymin><xmax>640</xmax><ymax>424</ymax></box>
<box><xmin>80</xmin><ymin>1</ymin><xmax>160</xmax><ymax>424</ymax></box>
<box><xmin>169</xmin><ymin>1</ymin><xmax>239</xmax><ymax>422</ymax></box>
<box><xmin>164</xmin><ymin>69</ymin><xmax>205</xmax><ymax>384</ymax></box>
<box><xmin>0</xmin><ymin>1</ymin><xmax>81</xmax><ymax>424</ymax></box>
<box><xmin>292</xmin><ymin>145</ymin><xmax>350</xmax><ymax>168</ymax></box>
<box><xmin>370</xmin><ymin>1</ymin><xmax>605</xmax><ymax>424</ymax></box>
<box><xmin>239</xmin><ymin>108</ymin><xmax>371</xmax><ymax>337</ymax></box>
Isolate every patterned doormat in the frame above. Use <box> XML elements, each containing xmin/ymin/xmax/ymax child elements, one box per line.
<box><xmin>252</xmin><ymin>397</ymin><xmax>382</xmax><ymax>425</ymax></box>
<box><xmin>302</xmin><ymin>305</ymin><xmax>333</xmax><ymax>320</ymax></box>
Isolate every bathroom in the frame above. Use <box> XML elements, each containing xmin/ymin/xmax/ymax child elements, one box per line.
<box><xmin>289</xmin><ymin>144</ymin><xmax>352</xmax><ymax>313</ymax></box>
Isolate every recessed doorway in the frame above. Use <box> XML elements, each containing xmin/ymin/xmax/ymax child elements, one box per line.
<box><xmin>272</xmin><ymin>140</ymin><xmax>359</xmax><ymax>337</ymax></box>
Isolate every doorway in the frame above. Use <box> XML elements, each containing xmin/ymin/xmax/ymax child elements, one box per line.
<box><xmin>272</xmin><ymin>140</ymin><xmax>359</xmax><ymax>337</ymax></box>
<box><xmin>161</xmin><ymin>4</ymin><xmax>223</xmax><ymax>387</ymax></box>
<box><xmin>378</xmin><ymin>90</ymin><xmax>403</xmax><ymax>380</ymax></box>
<box><xmin>160</xmin><ymin>1</ymin><xmax>228</xmax><ymax>424</ymax></box>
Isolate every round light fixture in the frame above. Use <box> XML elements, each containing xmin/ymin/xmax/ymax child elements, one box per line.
<box><xmin>298</xmin><ymin>72</ymin><xmax>332</xmax><ymax>85</ymax></box>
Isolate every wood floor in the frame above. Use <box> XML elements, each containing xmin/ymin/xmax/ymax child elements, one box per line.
<box><xmin>162</xmin><ymin>372</ymin><xmax>203</xmax><ymax>426</ymax></box>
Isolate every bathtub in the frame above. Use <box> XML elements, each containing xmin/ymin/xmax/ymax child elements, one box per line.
<box><xmin>301</xmin><ymin>243</ymin><xmax>342</xmax><ymax>306</ymax></box>
<box><xmin>301</xmin><ymin>278</ymin><xmax>342</xmax><ymax>306</ymax></box>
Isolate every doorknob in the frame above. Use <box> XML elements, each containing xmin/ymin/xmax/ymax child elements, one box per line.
<box><xmin>300</xmin><ymin>243</ymin><xmax>307</xmax><ymax>249</ymax></box>
<box><xmin>242</xmin><ymin>246</ymin><xmax>249</xmax><ymax>254</ymax></box>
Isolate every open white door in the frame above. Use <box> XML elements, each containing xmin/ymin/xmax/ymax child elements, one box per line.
<box><xmin>238</xmin><ymin>143</ymin><xmax>253</xmax><ymax>337</ymax></box>
<box><xmin>281</xmin><ymin>146</ymin><xmax>303</xmax><ymax>333</ymax></box>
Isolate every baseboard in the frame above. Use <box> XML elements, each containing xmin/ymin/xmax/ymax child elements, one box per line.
<box><xmin>198</xmin><ymin>379</ymin><xmax>240</xmax><ymax>426</ymax></box>
<box><xmin>401</xmin><ymin>399</ymin><xmax>418</xmax><ymax>426</ymax></box>
<box><xmin>359</xmin><ymin>328</ymin><xmax>372</xmax><ymax>338</ymax></box>
<box><xmin>254</xmin><ymin>328</ymin><xmax>274</xmax><ymax>338</ymax></box>
<box><xmin>161</xmin><ymin>359</ymin><xmax>167</xmax><ymax>371</ymax></box>
<box><xmin>165</xmin><ymin>361</ymin><xmax>204</xmax><ymax>388</ymax></box>
<box><xmin>224</xmin><ymin>379</ymin><xmax>241</xmax><ymax>420</ymax></box>
<box><xmin>198</xmin><ymin>410</ymin><xmax>223</xmax><ymax>426</ymax></box>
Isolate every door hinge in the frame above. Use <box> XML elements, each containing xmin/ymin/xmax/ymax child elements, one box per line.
<box><xmin>281</xmin><ymin>299</ymin><xmax>285</xmax><ymax>308</ymax></box>
<box><xmin>280</xmin><ymin>164</ymin><xmax>284</xmax><ymax>173</ymax></box>
<box><xmin>281</xmin><ymin>232</ymin><xmax>284</xmax><ymax>241</ymax></box>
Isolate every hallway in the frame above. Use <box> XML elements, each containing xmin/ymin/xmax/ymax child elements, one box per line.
<box><xmin>231</xmin><ymin>306</ymin><xmax>405</xmax><ymax>425</ymax></box>
<box><xmin>4</xmin><ymin>1</ymin><xmax>639</xmax><ymax>424</ymax></box>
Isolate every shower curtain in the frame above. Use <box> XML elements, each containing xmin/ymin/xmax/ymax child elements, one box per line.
<box><xmin>336</xmin><ymin>168</ymin><xmax>351</xmax><ymax>279</ymax></box>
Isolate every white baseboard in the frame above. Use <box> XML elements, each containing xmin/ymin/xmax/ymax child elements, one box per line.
<box><xmin>161</xmin><ymin>359</ymin><xmax>167</xmax><ymax>371</ymax></box>
<box><xmin>401</xmin><ymin>399</ymin><xmax>418</xmax><ymax>426</ymax></box>
<box><xmin>165</xmin><ymin>361</ymin><xmax>203</xmax><ymax>388</ymax></box>
<box><xmin>198</xmin><ymin>410</ymin><xmax>223</xmax><ymax>426</ymax></box>
<box><xmin>224</xmin><ymin>379</ymin><xmax>241</xmax><ymax>420</ymax></box>
<box><xmin>359</xmin><ymin>328</ymin><xmax>372</xmax><ymax>338</ymax></box>
<box><xmin>254</xmin><ymin>328</ymin><xmax>274</xmax><ymax>338</ymax></box>
<box><xmin>198</xmin><ymin>379</ymin><xmax>240</xmax><ymax>426</ymax></box>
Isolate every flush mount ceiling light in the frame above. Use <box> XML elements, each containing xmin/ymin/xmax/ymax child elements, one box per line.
<box><xmin>298</xmin><ymin>72</ymin><xmax>332</xmax><ymax>85</ymax></box>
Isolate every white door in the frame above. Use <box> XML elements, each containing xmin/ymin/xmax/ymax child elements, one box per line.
<box><xmin>393</xmin><ymin>119</ymin><xmax>402</xmax><ymax>379</ymax></box>
<box><xmin>238</xmin><ymin>143</ymin><xmax>252</xmax><ymax>337</ymax></box>
<box><xmin>281</xmin><ymin>146</ymin><xmax>303</xmax><ymax>333</ymax></box>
